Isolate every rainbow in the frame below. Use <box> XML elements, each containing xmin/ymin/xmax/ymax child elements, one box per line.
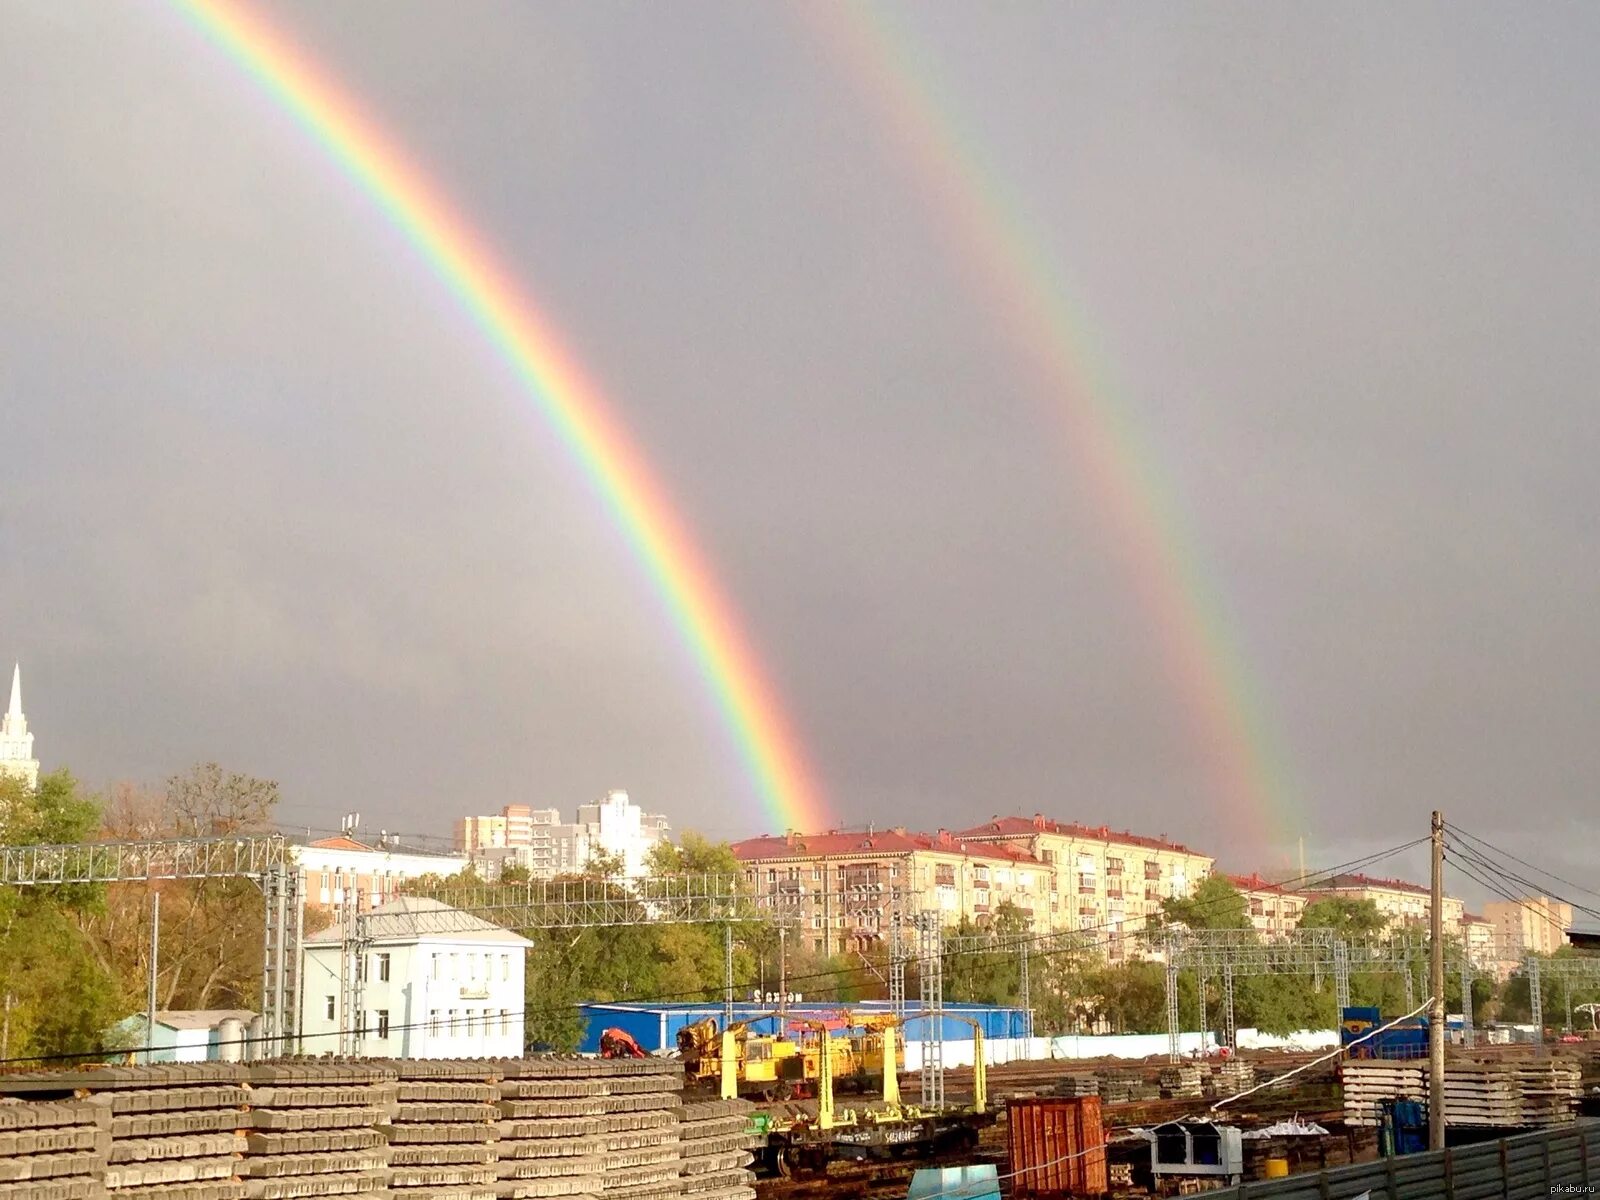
<box><xmin>173</xmin><ymin>0</ymin><xmax>827</xmax><ymax>833</ymax></box>
<box><xmin>806</xmin><ymin>7</ymin><xmax>1296</xmax><ymax>851</ymax></box>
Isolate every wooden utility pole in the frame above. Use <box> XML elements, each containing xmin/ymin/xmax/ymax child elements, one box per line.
<box><xmin>1429</xmin><ymin>810</ymin><xmax>1446</xmax><ymax>1150</ymax></box>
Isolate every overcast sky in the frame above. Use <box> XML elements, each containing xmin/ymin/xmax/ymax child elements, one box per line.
<box><xmin>3</xmin><ymin>2</ymin><xmax>1597</xmax><ymax>904</ymax></box>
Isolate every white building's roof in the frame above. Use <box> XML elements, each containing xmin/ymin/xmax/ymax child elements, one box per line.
<box><xmin>152</xmin><ymin>1009</ymin><xmax>255</xmax><ymax>1030</ymax></box>
<box><xmin>304</xmin><ymin>896</ymin><xmax>532</xmax><ymax>947</ymax></box>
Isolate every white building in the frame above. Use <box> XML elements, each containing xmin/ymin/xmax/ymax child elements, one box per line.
<box><xmin>457</xmin><ymin>791</ymin><xmax>669</xmax><ymax>881</ymax></box>
<box><xmin>560</xmin><ymin>790</ymin><xmax>670</xmax><ymax>880</ymax></box>
<box><xmin>0</xmin><ymin>664</ymin><xmax>39</xmax><ymax>789</ymax></box>
<box><xmin>290</xmin><ymin>835</ymin><xmax>470</xmax><ymax>917</ymax></box>
<box><xmin>300</xmin><ymin>897</ymin><xmax>530</xmax><ymax>1059</ymax></box>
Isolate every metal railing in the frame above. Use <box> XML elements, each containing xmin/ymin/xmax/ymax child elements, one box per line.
<box><xmin>1208</xmin><ymin>1121</ymin><xmax>1598</xmax><ymax>1200</ymax></box>
<box><xmin>0</xmin><ymin>835</ymin><xmax>288</xmax><ymax>885</ymax></box>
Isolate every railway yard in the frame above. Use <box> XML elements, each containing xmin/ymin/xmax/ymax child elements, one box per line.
<box><xmin>0</xmin><ymin>1041</ymin><xmax>1591</xmax><ymax>1199</ymax></box>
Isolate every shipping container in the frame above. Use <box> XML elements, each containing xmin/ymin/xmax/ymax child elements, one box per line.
<box><xmin>1007</xmin><ymin>1095</ymin><xmax>1108</xmax><ymax>1198</ymax></box>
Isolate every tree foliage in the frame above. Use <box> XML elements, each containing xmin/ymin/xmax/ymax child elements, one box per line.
<box><xmin>0</xmin><ymin>771</ymin><xmax>126</xmax><ymax>1058</ymax></box>
<box><xmin>87</xmin><ymin>764</ymin><xmax>282</xmax><ymax>1013</ymax></box>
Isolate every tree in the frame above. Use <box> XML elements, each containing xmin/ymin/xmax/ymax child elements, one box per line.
<box><xmin>945</xmin><ymin>902</ymin><xmax>1032</xmax><ymax>1005</ymax></box>
<box><xmin>88</xmin><ymin>764</ymin><xmax>282</xmax><ymax>1012</ymax></box>
<box><xmin>1160</xmin><ymin>876</ymin><xmax>1252</xmax><ymax>931</ymax></box>
<box><xmin>1299</xmin><ymin>897</ymin><xmax>1387</xmax><ymax>939</ymax></box>
<box><xmin>0</xmin><ymin>771</ymin><xmax>126</xmax><ymax>1058</ymax></box>
<box><xmin>646</xmin><ymin>833</ymin><xmax>740</xmax><ymax>877</ymax></box>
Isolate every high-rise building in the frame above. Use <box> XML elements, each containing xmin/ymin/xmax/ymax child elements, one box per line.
<box><xmin>455</xmin><ymin>792</ymin><xmax>667</xmax><ymax>881</ymax></box>
<box><xmin>1484</xmin><ymin>896</ymin><xmax>1573</xmax><ymax>975</ymax></box>
<box><xmin>0</xmin><ymin>664</ymin><xmax>39</xmax><ymax>789</ymax></box>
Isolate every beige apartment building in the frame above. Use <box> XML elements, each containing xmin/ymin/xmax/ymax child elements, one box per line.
<box><xmin>729</xmin><ymin>828</ymin><xmax>1051</xmax><ymax>957</ymax></box>
<box><xmin>1460</xmin><ymin>913</ymin><xmax>1497</xmax><ymax>972</ymax></box>
<box><xmin>1483</xmin><ymin>896</ymin><xmax>1573</xmax><ymax>974</ymax></box>
<box><xmin>955</xmin><ymin>816</ymin><xmax>1215</xmax><ymax>958</ymax></box>
<box><xmin>1227</xmin><ymin>873</ymin><xmax>1308</xmax><ymax>939</ymax></box>
<box><xmin>1303</xmin><ymin>873</ymin><xmax>1465</xmax><ymax>934</ymax></box>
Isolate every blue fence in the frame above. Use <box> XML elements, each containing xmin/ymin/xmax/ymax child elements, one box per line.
<box><xmin>573</xmin><ymin>1001</ymin><xmax>1029</xmax><ymax>1055</ymax></box>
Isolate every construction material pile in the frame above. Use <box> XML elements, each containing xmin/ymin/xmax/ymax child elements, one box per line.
<box><xmin>1208</xmin><ymin>1060</ymin><xmax>1257</xmax><ymax>1098</ymax></box>
<box><xmin>1507</xmin><ymin>1060</ymin><xmax>1582</xmax><ymax>1126</ymax></box>
<box><xmin>1052</xmin><ymin>1074</ymin><xmax>1099</xmax><ymax>1098</ymax></box>
<box><xmin>1098</xmin><ymin>1069</ymin><xmax>1156</xmax><ymax>1104</ymax></box>
<box><xmin>244</xmin><ymin>1060</ymin><xmax>395</xmax><ymax>1198</ymax></box>
<box><xmin>1342</xmin><ymin>1061</ymin><xmax>1581</xmax><ymax>1128</ymax></box>
<box><xmin>1158</xmin><ymin>1064</ymin><xmax>1205</xmax><ymax>1100</ymax></box>
<box><xmin>0</xmin><ymin>1098</ymin><xmax>109</xmax><ymax>1200</ymax></box>
<box><xmin>494</xmin><ymin>1056</ymin><xmax>684</xmax><ymax>1200</ymax></box>
<box><xmin>382</xmin><ymin>1061</ymin><xmax>498</xmax><ymax>1199</ymax></box>
<box><xmin>0</xmin><ymin>1064</ymin><xmax>251</xmax><ymax>1199</ymax></box>
<box><xmin>674</xmin><ymin>1098</ymin><xmax>758</xmax><ymax>1200</ymax></box>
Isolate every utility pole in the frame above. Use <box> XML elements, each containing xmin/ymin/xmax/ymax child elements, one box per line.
<box><xmin>778</xmin><ymin>926</ymin><xmax>788</xmax><ymax>1021</ymax></box>
<box><xmin>1429</xmin><ymin>810</ymin><xmax>1446</xmax><ymax>1151</ymax></box>
<box><xmin>146</xmin><ymin>891</ymin><xmax>161</xmax><ymax>1065</ymax></box>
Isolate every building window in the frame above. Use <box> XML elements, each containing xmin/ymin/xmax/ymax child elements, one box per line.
<box><xmin>501</xmin><ymin>1009</ymin><xmax>512</xmax><ymax>1036</ymax></box>
<box><xmin>1145</xmin><ymin>861</ymin><xmax>1161</xmax><ymax>881</ymax></box>
<box><xmin>376</xmin><ymin>952</ymin><xmax>391</xmax><ymax>982</ymax></box>
<box><xmin>449</xmin><ymin>952</ymin><xmax>458</xmax><ymax>980</ymax></box>
<box><xmin>448</xmin><ymin>1009</ymin><xmax>459</xmax><ymax>1035</ymax></box>
<box><xmin>1107</xmin><ymin>857</ymin><xmax>1123</xmax><ymax>874</ymax></box>
<box><xmin>376</xmin><ymin>1010</ymin><xmax>390</xmax><ymax>1039</ymax></box>
<box><xmin>501</xmin><ymin>953</ymin><xmax>510</xmax><ymax>981</ymax></box>
<box><xmin>431</xmin><ymin>953</ymin><xmax>441</xmax><ymax>981</ymax></box>
<box><xmin>325</xmin><ymin>995</ymin><xmax>335</xmax><ymax>1020</ymax></box>
<box><xmin>466</xmin><ymin>1010</ymin><xmax>477</xmax><ymax>1037</ymax></box>
<box><xmin>429</xmin><ymin>1010</ymin><xmax>441</xmax><ymax>1036</ymax></box>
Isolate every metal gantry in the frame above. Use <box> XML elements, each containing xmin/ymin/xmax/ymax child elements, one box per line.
<box><xmin>1158</xmin><ymin>928</ymin><xmax>1493</xmax><ymax>1062</ymax></box>
<box><xmin>917</xmin><ymin>911</ymin><xmax>945</xmax><ymax>1109</ymax></box>
<box><xmin>0</xmin><ymin>835</ymin><xmax>302</xmax><ymax>1055</ymax></box>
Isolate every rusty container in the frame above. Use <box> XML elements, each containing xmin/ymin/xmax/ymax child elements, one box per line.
<box><xmin>1007</xmin><ymin>1095</ymin><xmax>1109</xmax><ymax>1198</ymax></box>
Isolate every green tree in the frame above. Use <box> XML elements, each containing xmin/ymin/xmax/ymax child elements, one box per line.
<box><xmin>1160</xmin><ymin>876</ymin><xmax>1251</xmax><ymax>930</ymax></box>
<box><xmin>0</xmin><ymin>771</ymin><xmax>126</xmax><ymax>1058</ymax></box>
<box><xmin>1298</xmin><ymin>897</ymin><xmax>1387</xmax><ymax>939</ymax></box>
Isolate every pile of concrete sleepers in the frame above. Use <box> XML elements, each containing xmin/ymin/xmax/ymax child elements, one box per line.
<box><xmin>493</xmin><ymin>1057</ymin><xmax>682</xmax><ymax>1200</ymax></box>
<box><xmin>0</xmin><ymin>1064</ymin><xmax>251</xmax><ymax>1199</ymax></box>
<box><xmin>1341</xmin><ymin>1062</ymin><xmax>1426</xmax><ymax>1126</ymax></box>
<box><xmin>0</xmin><ymin>1098</ymin><xmax>109</xmax><ymax>1200</ymax></box>
<box><xmin>381</xmin><ymin>1060</ymin><xmax>498</xmax><ymax>1199</ymax></box>
<box><xmin>674</xmin><ymin>1098</ymin><xmax>757</xmax><ymax>1200</ymax></box>
<box><xmin>1158</xmin><ymin>1064</ymin><xmax>1204</xmax><ymax>1099</ymax></box>
<box><xmin>243</xmin><ymin>1061</ymin><xmax>395</xmax><ymax>1198</ymax></box>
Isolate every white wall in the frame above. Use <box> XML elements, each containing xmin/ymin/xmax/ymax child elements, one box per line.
<box><xmin>301</xmin><ymin>936</ymin><xmax>525</xmax><ymax>1059</ymax></box>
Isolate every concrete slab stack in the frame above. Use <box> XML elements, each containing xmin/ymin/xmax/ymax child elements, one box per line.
<box><xmin>243</xmin><ymin>1062</ymin><xmax>396</xmax><ymax>1199</ymax></box>
<box><xmin>1157</xmin><ymin>1064</ymin><xmax>1204</xmax><ymax>1099</ymax></box>
<box><xmin>0</xmin><ymin>1098</ymin><xmax>110</xmax><ymax>1200</ymax></box>
<box><xmin>381</xmin><ymin>1061</ymin><xmax>499</xmax><ymax>1200</ymax></box>
<box><xmin>492</xmin><ymin>1057</ymin><xmax>682</xmax><ymax>1200</ymax></box>
<box><xmin>0</xmin><ymin>1064</ymin><xmax>251</xmax><ymax>1200</ymax></box>
<box><xmin>673</xmin><ymin>1098</ymin><xmax>757</xmax><ymax>1200</ymax></box>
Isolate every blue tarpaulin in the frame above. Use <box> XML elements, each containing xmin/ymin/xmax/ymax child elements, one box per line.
<box><xmin>907</xmin><ymin>1165</ymin><xmax>999</xmax><ymax>1199</ymax></box>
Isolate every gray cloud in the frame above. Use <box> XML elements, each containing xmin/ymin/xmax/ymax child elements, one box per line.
<box><xmin>3</xmin><ymin>1</ymin><xmax>1598</xmax><ymax>904</ymax></box>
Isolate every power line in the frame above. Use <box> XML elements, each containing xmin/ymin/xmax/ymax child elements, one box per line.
<box><xmin>0</xmin><ymin>837</ymin><xmax>1434</xmax><ymax>1066</ymax></box>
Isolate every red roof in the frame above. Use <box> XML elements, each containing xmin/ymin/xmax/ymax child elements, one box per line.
<box><xmin>308</xmin><ymin>835</ymin><xmax>373</xmax><ymax>852</ymax></box>
<box><xmin>1226</xmin><ymin>873</ymin><xmax>1306</xmax><ymax>898</ymax></box>
<box><xmin>731</xmin><ymin>829</ymin><xmax>1043</xmax><ymax>866</ymax></box>
<box><xmin>955</xmin><ymin>814</ymin><xmax>1205</xmax><ymax>857</ymax></box>
<box><xmin>1313</xmin><ymin>872</ymin><xmax>1430</xmax><ymax>897</ymax></box>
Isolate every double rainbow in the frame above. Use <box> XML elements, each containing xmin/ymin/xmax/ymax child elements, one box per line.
<box><xmin>174</xmin><ymin>0</ymin><xmax>827</xmax><ymax>833</ymax></box>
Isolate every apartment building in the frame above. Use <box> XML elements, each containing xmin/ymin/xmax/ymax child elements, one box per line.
<box><xmin>290</xmin><ymin>834</ymin><xmax>469</xmax><ymax>917</ymax></box>
<box><xmin>453</xmin><ymin>792</ymin><xmax>669</xmax><ymax>881</ymax></box>
<box><xmin>955</xmin><ymin>816</ymin><xmax>1215</xmax><ymax>957</ymax></box>
<box><xmin>1483</xmin><ymin>896</ymin><xmax>1573</xmax><ymax>974</ymax></box>
<box><xmin>729</xmin><ymin>828</ymin><xmax>1051</xmax><ymax>957</ymax></box>
<box><xmin>1227</xmin><ymin>873</ymin><xmax>1308</xmax><ymax>939</ymax></box>
<box><xmin>1461</xmin><ymin>913</ymin><xmax>1497</xmax><ymax>972</ymax></box>
<box><xmin>1302</xmin><ymin>873</ymin><xmax>1465</xmax><ymax>934</ymax></box>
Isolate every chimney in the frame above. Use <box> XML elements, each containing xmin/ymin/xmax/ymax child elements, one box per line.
<box><xmin>785</xmin><ymin>830</ymin><xmax>796</xmax><ymax>848</ymax></box>
<box><xmin>891</xmin><ymin>826</ymin><xmax>907</xmax><ymax>837</ymax></box>
<box><xmin>937</xmin><ymin>828</ymin><xmax>952</xmax><ymax>847</ymax></box>
<box><xmin>1033</xmin><ymin>813</ymin><xmax>1046</xmax><ymax>831</ymax></box>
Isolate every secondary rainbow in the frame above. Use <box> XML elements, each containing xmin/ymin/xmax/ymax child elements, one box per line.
<box><xmin>173</xmin><ymin>0</ymin><xmax>827</xmax><ymax>833</ymax></box>
<box><xmin>806</xmin><ymin>7</ymin><xmax>1297</xmax><ymax>850</ymax></box>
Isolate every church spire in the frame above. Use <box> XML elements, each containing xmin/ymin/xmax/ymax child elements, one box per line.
<box><xmin>7</xmin><ymin>664</ymin><xmax>18</xmax><ymax>721</ymax></box>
